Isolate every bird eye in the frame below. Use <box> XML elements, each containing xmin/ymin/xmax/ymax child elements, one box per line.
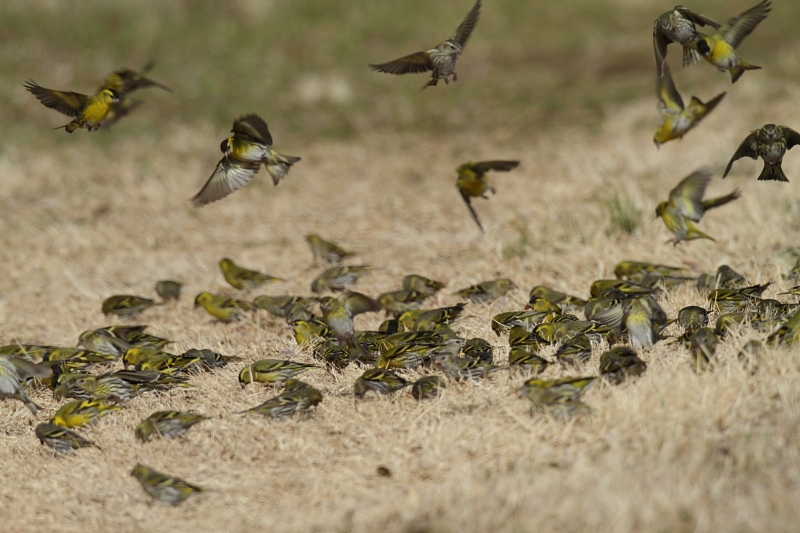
<box><xmin>220</xmin><ymin>139</ymin><xmax>229</xmax><ymax>154</ymax></box>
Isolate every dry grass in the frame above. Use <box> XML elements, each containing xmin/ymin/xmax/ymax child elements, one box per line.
<box><xmin>3</xmin><ymin>1</ymin><xmax>800</xmax><ymax>532</ymax></box>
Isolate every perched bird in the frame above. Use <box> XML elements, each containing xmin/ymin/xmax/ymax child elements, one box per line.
<box><xmin>123</xmin><ymin>347</ymin><xmax>170</xmax><ymax>369</ymax></box>
<box><xmin>455</xmin><ymin>279</ymin><xmax>515</xmax><ymax>302</ymax></box>
<box><xmin>696</xmin><ymin>273</ymin><xmax>716</xmax><ymax>290</ymax></box>
<box><xmin>53</xmin><ymin>373</ymin><xmax>136</xmax><ymax>403</ymax></box>
<box><xmin>653</xmin><ymin>63</ymin><xmax>725</xmax><ymax>147</ymax></box>
<box><xmin>369</xmin><ymin>0</ymin><xmax>481</xmax><ymax>89</ymax></box>
<box><xmin>194</xmin><ymin>292</ymin><xmax>253</xmax><ymax>322</ymax></box>
<box><xmin>0</xmin><ymin>356</ymin><xmax>51</xmax><ymax>414</ymax></box>
<box><xmin>353</xmin><ymin>368</ymin><xmax>409</xmax><ymax>398</ymax></box>
<box><xmin>190</xmin><ymin>114</ymin><xmax>300</xmax><ymax>207</ymax></box>
<box><xmin>723</xmin><ymin>124</ymin><xmax>800</xmax><ymax>182</ymax></box>
<box><xmin>240</xmin><ymin>386</ymin><xmax>322</xmax><ymax>419</ymax></box>
<box><xmin>599</xmin><ymin>347</ymin><xmax>647</xmax><ymax>385</ymax></box>
<box><xmin>411</xmin><ymin>375</ymin><xmax>447</xmax><ymax>400</ymax></box>
<box><xmin>219</xmin><ymin>258</ymin><xmax>282</xmax><ymax>291</ymax></box>
<box><xmin>130</xmin><ymin>464</ymin><xmax>204</xmax><ymax>506</ymax></box>
<box><xmin>155</xmin><ymin>280</ymin><xmax>182</xmax><ymax>301</ymax></box>
<box><xmin>24</xmin><ymin>80</ymin><xmax>120</xmax><ymax>132</ymax></box>
<box><xmin>678</xmin><ymin>306</ymin><xmax>709</xmax><ymax>332</ymax></box>
<box><xmin>529</xmin><ymin>286</ymin><xmax>586</xmax><ymax>308</ymax></box>
<box><xmin>50</xmin><ymin>399</ymin><xmax>122</xmax><ymax>428</ymax></box>
<box><xmin>403</xmin><ymin>274</ymin><xmax>446</xmax><ymax>296</ymax></box>
<box><xmin>311</xmin><ymin>266</ymin><xmax>373</xmax><ymax>293</ymax></box>
<box><xmin>692</xmin><ymin>0</ymin><xmax>771</xmax><ymax>83</ymax></box>
<box><xmin>624</xmin><ymin>297</ymin><xmax>663</xmax><ymax>349</ymax></box>
<box><xmin>553</xmin><ymin>333</ymin><xmax>592</xmax><ymax>366</ymax></box>
<box><xmin>455</xmin><ymin>160</ymin><xmax>520</xmax><ymax>232</ymax></box>
<box><xmin>414</xmin><ymin>304</ymin><xmax>467</xmax><ymax>331</ymax></box>
<box><xmin>306</xmin><ymin>234</ymin><xmax>354</xmax><ymax>265</ymax></box>
<box><xmin>508</xmin><ymin>348</ymin><xmax>552</xmax><ymax>375</ymax></box>
<box><xmin>35</xmin><ymin>423</ymin><xmax>99</xmax><ymax>454</ymax></box>
<box><xmin>182</xmin><ymin>349</ymin><xmax>242</xmax><ymax>370</ymax></box>
<box><xmin>102</xmin><ymin>295</ymin><xmax>158</xmax><ymax>316</ymax></box>
<box><xmin>378</xmin><ymin>290</ymin><xmax>429</xmax><ymax>315</ymax></box>
<box><xmin>135</xmin><ymin>411</ymin><xmax>209</xmax><ymax>442</ymax></box>
<box><xmin>653</xmin><ymin>6</ymin><xmax>720</xmax><ymax>77</ymax></box>
<box><xmin>238</xmin><ymin>359</ymin><xmax>317</xmax><ymax>385</ymax></box>
<box><xmin>655</xmin><ymin>167</ymin><xmax>740</xmax><ymax>243</ymax></box>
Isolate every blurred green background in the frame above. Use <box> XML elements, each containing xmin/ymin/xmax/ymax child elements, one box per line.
<box><xmin>2</xmin><ymin>0</ymin><xmax>799</xmax><ymax>145</ymax></box>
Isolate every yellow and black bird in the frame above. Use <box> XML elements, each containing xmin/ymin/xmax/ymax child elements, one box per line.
<box><xmin>131</xmin><ymin>464</ymin><xmax>205</xmax><ymax>506</ymax></box>
<box><xmin>653</xmin><ymin>63</ymin><xmax>725</xmax><ymax>147</ymax></box>
<box><xmin>456</xmin><ymin>160</ymin><xmax>520</xmax><ymax>232</ymax></box>
<box><xmin>653</xmin><ymin>6</ymin><xmax>720</xmax><ymax>77</ymax></box>
<box><xmin>692</xmin><ymin>0</ymin><xmax>771</xmax><ymax>83</ymax></box>
<box><xmin>191</xmin><ymin>115</ymin><xmax>300</xmax><ymax>207</ymax></box>
<box><xmin>723</xmin><ymin>124</ymin><xmax>800</xmax><ymax>182</ymax></box>
<box><xmin>194</xmin><ymin>292</ymin><xmax>253</xmax><ymax>322</ymax></box>
<box><xmin>102</xmin><ymin>295</ymin><xmax>159</xmax><ymax>317</ymax></box>
<box><xmin>219</xmin><ymin>258</ymin><xmax>282</xmax><ymax>291</ymax></box>
<box><xmin>305</xmin><ymin>234</ymin><xmax>354</xmax><ymax>265</ymax></box>
<box><xmin>24</xmin><ymin>80</ymin><xmax>120</xmax><ymax>132</ymax></box>
<box><xmin>0</xmin><ymin>356</ymin><xmax>51</xmax><ymax>414</ymax></box>
<box><xmin>99</xmin><ymin>61</ymin><xmax>170</xmax><ymax>126</ymax></box>
<box><xmin>655</xmin><ymin>167</ymin><xmax>741</xmax><ymax>243</ymax></box>
<box><xmin>369</xmin><ymin>0</ymin><xmax>481</xmax><ymax>89</ymax></box>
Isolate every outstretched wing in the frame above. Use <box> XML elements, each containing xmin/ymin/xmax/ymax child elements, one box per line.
<box><xmin>459</xmin><ymin>187</ymin><xmax>484</xmax><ymax>233</ymax></box>
<box><xmin>722</xmin><ymin>131</ymin><xmax>759</xmax><ymax>178</ymax></box>
<box><xmin>656</xmin><ymin>63</ymin><xmax>684</xmax><ymax>113</ymax></box>
<box><xmin>232</xmin><ymin>114</ymin><xmax>272</xmax><ymax>145</ymax></box>
<box><xmin>782</xmin><ymin>126</ymin><xmax>800</xmax><ymax>151</ymax></box>
<box><xmin>24</xmin><ymin>81</ymin><xmax>87</xmax><ymax>117</ymax></box>
<box><xmin>451</xmin><ymin>0</ymin><xmax>481</xmax><ymax>48</ymax></box>
<box><xmin>652</xmin><ymin>26</ymin><xmax>671</xmax><ymax>78</ymax></box>
<box><xmin>473</xmin><ymin>160</ymin><xmax>519</xmax><ymax>172</ymax></box>
<box><xmin>670</xmin><ymin>167</ymin><xmax>712</xmax><ymax>221</ymax></box>
<box><xmin>190</xmin><ymin>158</ymin><xmax>261</xmax><ymax>207</ymax></box>
<box><xmin>369</xmin><ymin>51</ymin><xmax>433</xmax><ymax>75</ymax></box>
<box><xmin>677</xmin><ymin>7</ymin><xmax>721</xmax><ymax>29</ymax></box>
<box><xmin>721</xmin><ymin>0</ymin><xmax>771</xmax><ymax>49</ymax></box>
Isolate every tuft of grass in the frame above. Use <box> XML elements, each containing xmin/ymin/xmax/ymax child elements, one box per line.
<box><xmin>602</xmin><ymin>192</ymin><xmax>642</xmax><ymax>236</ymax></box>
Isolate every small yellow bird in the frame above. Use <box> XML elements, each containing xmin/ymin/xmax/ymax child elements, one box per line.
<box><xmin>305</xmin><ymin>234</ymin><xmax>354</xmax><ymax>265</ymax></box>
<box><xmin>130</xmin><ymin>464</ymin><xmax>205</xmax><ymax>506</ymax></box>
<box><xmin>51</xmin><ymin>399</ymin><xmax>122</xmax><ymax>428</ymax></box>
<box><xmin>653</xmin><ymin>63</ymin><xmax>725</xmax><ymax>147</ymax></box>
<box><xmin>194</xmin><ymin>292</ymin><xmax>253</xmax><ymax>322</ymax></box>
<box><xmin>455</xmin><ymin>160</ymin><xmax>520</xmax><ymax>232</ymax></box>
<box><xmin>238</xmin><ymin>359</ymin><xmax>318</xmax><ymax>385</ymax></box>
<box><xmin>101</xmin><ymin>295</ymin><xmax>159</xmax><ymax>316</ymax></box>
<box><xmin>723</xmin><ymin>124</ymin><xmax>800</xmax><ymax>182</ymax></box>
<box><xmin>219</xmin><ymin>258</ymin><xmax>282</xmax><ymax>291</ymax></box>
<box><xmin>655</xmin><ymin>167</ymin><xmax>741</xmax><ymax>243</ymax></box>
<box><xmin>24</xmin><ymin>81</ymin><xmax>120</xmax><ymax>132</ymax></box>
<box><xmin>155</xmin><ymin>280</ymin><xmax>182</xmax><ymax>301</ymax></box>
<box><xmin>311</xmin><ymin>266</ymin><xmax>374</xmax><ymax>293</ymax></box>
<box><xmin>36</xmin><ymin>423</ymin><xmax>100</xmax><ymax>454</ymax></box>
<box><xmin>191</xmin><ymin>115</ymin><xmax>300</xmax><ymax>207</ymax></box>
<box><xmin>402</xmin><ymin>274</ymin><xmax>446</xmax><ymax>296</ymax></box>
<box><xmin>692</xmin><ymin>0</ymin><xmax>771</xmax><ymax>83</ymax></box>
<box><xmin>455</xmin><ymin>278</ymin><xmax>515</xmax><ymax>303</ymax></box>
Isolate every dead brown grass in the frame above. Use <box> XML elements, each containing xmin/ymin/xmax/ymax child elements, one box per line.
<box><xmin>3</xmin><ymin>2</ymin><xmax>800</xmax><ymax>532</ymax></box>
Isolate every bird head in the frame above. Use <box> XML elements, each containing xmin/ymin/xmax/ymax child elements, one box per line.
<box><xmin>443</xmin><ymin>40</ymin><xmax>462</xmax><ymax>55</ymax></box>
<box><xmin>103</xmin><ymin>89</ymin><xmax>121</xmax><ymax>105</ymax></box>
<box><xmin>696</xmin><ymin>39</ymin><xmax>710</xmax><ymax>56</ymax></box>
<box><xmin>194</xmin><ymin>293</ymin><xmax>211</xmax><ymax>308</ymax></box>
<box><xmin>219</xmin><ymin>137</ymin><xmax>233</xmax><ymax>158</ymax></box>
<box><xmin>761</xmin><ymin>124</ymin><xmax>778</xmax><ymax>140</ymax></box>
<box><xmin>655</xmin><ymin>202</ymin><xmax>667</xmax><ymax>218</ymax></box>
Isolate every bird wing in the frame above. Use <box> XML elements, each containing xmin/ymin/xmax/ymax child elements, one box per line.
<box><xmin>369</xmin><ymin>52</ymin><xmax>433</xmax><ymax>75</ymax></box>
<box><xmin>721</xmin><ymin>0</ymin><xmax>771</xmax><ymax>49</ymax></box>
<box><xmin>24</xmin><ymin>81</ymin><xmax>88</xmax><ymax>117</ymax></box>
<box><xmin>341</xmin><ymin>291</ymin><xmax>382</xmax><ymax>316</ymax></box>
<box><xmin>656</xmin><ymin>63</ymin><xmax>684</xmax><ymax>112</ymax></box>
<box><xmin>677</xmin><ymin>7</ymin><xmax>721</xmax><ymax>29</ymax></box>
<box><xmin>458</xmin><ymin>187</ymin><xmax>484</xmax><ymax>233</ymax></box>
<box><xmin>190</xmin><ymin>158</ymin><xmax>261</xmax><ymax>207</ymax></box>
<box><xmin>232</xmin><ymin>114</ymin><xmax>273</xmax><ymax>145</ymax></box>
<box><xmin>722</xmin><ymin>131</ymin><xmax>759</xmax><ymax>178</ymax></box>
<box><xmin>652</xmin><ymin>27</ymin><xmax>671</xmax><ymax>78</ymax></box>
<box><xmin>782</xmin><ymin>126</ymin><xmax>800</xmax><ymax>151</ymax></box>
<box><xmin>450</xmin><ymin>0</ymin><xmax>481</xmax><ymax>48</ymax></box>
<box><xmin>670</xmin><ymin>167</ymin><xmax>712</xmax><ymax>221</ymax></box>
<box><xmin>473</xmin><ymin>160</ymin><xmax>520</xmax><ymax>172</ymax></box>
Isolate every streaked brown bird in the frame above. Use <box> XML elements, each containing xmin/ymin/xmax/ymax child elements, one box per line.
<box><xmin>653</xmin><ymin>6</ymin><xmax>720</xmax><ymax>77</ymax></box>
<box><xmin>723</xmin><ymin>124</ymin><xmax>800</xmax><ymax>182</ymax></box>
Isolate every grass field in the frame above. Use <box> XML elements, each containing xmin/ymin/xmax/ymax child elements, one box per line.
<box><xmin>3</xmin><ymin>0</ymin><xmax>800</xmax><ymax>532</ymax></box>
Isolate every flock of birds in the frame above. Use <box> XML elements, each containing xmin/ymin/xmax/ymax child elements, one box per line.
<box><xmin>4</xmin><ymin>0</ymin><xmax>800</xmax><ymax>507</ymax></box>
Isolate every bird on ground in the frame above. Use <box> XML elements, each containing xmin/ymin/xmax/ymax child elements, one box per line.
<box><xmin>613</xmin><ymin>261</ymin><xmax>691</xmax><ymax>280</ymax></box>
<box><xmin>678</xmin><ymin>306</ymin><xmax>709</xmax><ymax>332</ymax></box>
<box><xmin>411</xmin><ymin>375</ymin><xmax>446</xmax><ymax>400</ymax></box>
<box><xmin>653</xmin><ymin>63</ymin><xmax>725</xmax><ymax>147</ymax></box>
<box><xmin>377</xmin><ymin>290</ymin><xmax>429</xmax><ymax>315</ymax></box>
<box><xmin>692</xmin><ymin>0</ymin><xmax>771</xmax><ymax>83</ymax></box>
<box><xmin>155</xmin><ymin>280</ymin><xmax>182</xmax><ymax>301</ymax></box>
<box><xmin>190</xmin><ymin>114</ymin><xmax>300</xmax><ymax>206</ymax></box>
<box><xmin>135</xmin><ymin>411</ymin><xmax>210</xmax><ymax>442</ymax></box>
<box><xmin>0</xmin><ymin>356</ymin><xmax>51</xmax><ymax>414</ymax></box>
<box><xmin>320</xmin><ymin>291</ymin><xmax>382</xmax><ymax>352</ymax></box>
<box><xmin>306</xmin><ymin>234</ymin><xmax>354</xmax><ymax>265</ymax></box>
<box><xmin>508</xmin><ymin>348</ymin><xmax>552</xmax><ymax>374</ymax></box>
<box><xmin>655</xmin><ymin>167</ymin><xmax>740</xmax><ymax>243</ymax></box>
<box><xmin>35</xmin><ymin>423</ymin><xmax>100</xmax><ymax>454</ymax></box>
<box><xmin>102</xmin><ymin>295</ymin><xmax>158</xmax><ymax>316</ymax></box>
<box><xmin>311</xmin><ymin>266</ymin><xmax>373</xmax><ymax>293</ymax></box>
<box><xmin>553</xmin><ymin>333</ymin><xmax>592</xmax><ymax>366</ymax></box>
<box><xmin>653</xmin><ymin>6</ymin><xmax>720</xmax><ymax>77</ymax></box>
<box><xmin>130</xmin><ymin>464</ymin><xmax>205</xmax><ymax>506</ymax></box>
<box><xmin>194</xmin><ymin>292</ymin><xmax>253</xmax><ymax>322</ymax></box>
<box><xmin>50</xmin><ymin>399</ymin><xmax>122</xmax><ymax>428</ymax></box>
<box><xmin>369</xmin><ymin>0</ymin><xmax>481</xmax><ymax>89</ymax></box>
<box><xmin>238</xmin><ymin>359</ymin><xmax>318</xmax><ymax>385</ymax></box>
<box><xmin>455</xmin><ymin>160</ymin><xmax>520</xmax><ymax>232</ymax></box>
<box><xmin>219</xmin><ymin>258</ymin><xmax>282</xmax><ymax>291</ymax></box>
<box><xmin>455</xmin><ymin>279</ymin><xmax>515</xmax><ymax>303</ymax></box>
<box><xmin>519</xmin><ymin>376</ymin><xmax>596</xmax><ymax>416</ymax></box>
<box><xmin>723</xmin><ymin>124</ymin><xmax>800</xmax><ymax>182</ymax></box>
<box><xmin>24</xmin><ymin>80</ymin><xmax>120</xmax><ymax>132</ymax></box>
<box><xmin>240</xmin><ymin>385</ymin><xmax>322</xmax><ymax>419</ymax></box>
<box><xmin>402</xmin><ymin>274</ymin><xmax>446</xmax><ymax>296</ymax></box>
<box><xmin>529</xmin><ymin>286</ymin><xmax>586</xmax><ymax>308</ymax></box>
<box><xmin>353</xmin><ymin>368</ymin><xmax>409</xmax><ymax>398</ymax></box>
<box><xmin>599</xmin><ymin>347</ymin><xmax>647</xmax><ymax>385</ymax></box>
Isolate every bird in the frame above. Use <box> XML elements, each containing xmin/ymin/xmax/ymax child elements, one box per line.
<box><xmin>305</xmin><ymin>234</ymin><xmax>355</xmax><ymax>265</ymax></box>
<box><xmin>678</xmin><ymin>306</ymin><xmax>709</xmax><ymax>332</ymax></box>
<box><xmin>723</xmin><ymin>124</ymin><xmax>800</xmax><ymax>182</ymax></box>
<box><xmin>377</xmin><ymin>290</ymin><xmax>429</xmax><ymax>315</ymax></box>
<box><xmin>194</xmin><ymin>292</ymin><xmax>253</xmax><ymax>322</ymax></box>
<box><xmin>101</xmin><ymin>295</ymin><xmax>159</xmax><ymax>316</ymax></box>
<box><xmin>238</xmin><ymin>359</ymin><xmax>318</xmax><ymax>385</ymax></box>
<box><xmin>253</xmin><ymin>295</ymin><xmax>317</xmax><ymax>318</ymax></box>
<box><xmin>219</xmin><ymin>258</ymin><xmax>282</xmax><ymax>291</ymax></box>
<box><xmin>508</xmin><ymin>348</ymin><xmax>552</xmax><ymax>374</ymax></box>
<box><xmin>98</xmin><ymin>62</ymin><xmax>170</xmax><ymax>126</ymax></box>
<box><xmin>292</xmin><ymin>319</ymin><xmax>334</xmax><ymax>344</ymax></box>
<box><xmin>653</xmin><ymin>6</ymin><xmax>721</xmax><ymax>77</ymax></box>
<box><xmin>135</xmin><ymin>411</ymin><xmax>210</xmax><ymax>442</ymax></box>
<box><xmin>77</xmin><ymin>329</ymin><xmax>131</xmax><ymax>357</ymax></box>
<box><xmin>0</xmin><ymin>356</ymin><xmax>51</xmax><ymax>414</ymax></box>
<box><xmin>311</xmin><ymin>266</ymin><xmax>374</xmax><ymax>292</ymax></box>
<box><xmin>155</xmin><ymin>280</ymin><xmax>182</xmax><ymax>301</ymax></box>
<box><xmin>455</xmin><ymin>279</ymin><xmax>515</xmax><ymax>303</ymax></box>
<box><xmin>461</xmin><ymin>337</ymin><xmax>494</xmax><ymax>363</ymax></box>
<box><xmin>413</xmin><ymin>304</ymin><xmax>467</xmax><ymax>331</ymax></box>
<box><xmin>353</xmin><ymin>368</ymin><xmax>409</xmax><ymax>398</ymax></box>
<box><xmin>50</xmin><ymin>399</ymin><xmax>122</xmax><ymax>428</ymax></box>
<box><xmin>369</xmin><ymin>0</ymin><xmax>481</xmax><ymax>89</ymax></box>
<box><xmin>130</xmin><ymin>464</ymin><xmax>205</xmax><ymax>506</ymax></box>
<box><xmin>613</xmin><ymin>261</ymin><xmax>691</xmax><ymax>280</ymax></box>
<box><xmin>529</xmin><ymin>286</ymin><xmax>586</xmax><ymax>308</ymax></box>
<box><xmin>519</xmin><ymin>376</ymin><xmax>597</xmax><ymax>416</ymax></box>
<box><xmin>692</xmin><ymin>0</ymin><xmax>771</xmax><ymax>83</ymax></box>
<box><xmin>599</xmin><ymin>347</ymin><xmax>647</xmax><ymax>385</ymax></box>
<box><xmin>402</xmin><ymin>274</ymin><xmax>446</xmax><ymax>296</ymax></box>
<box><xmin>190</xmin><ymin>114</ymin><xmax>300</xmax><ymax>207</ymax></box>
<box><xmin>455</xmin><ymin>160</ymin><xmax>520</xmax><ymax>232</ymax></box>
<box><xmin>655</xmin><ymin>167</ymin><xmax>741</xmax><ymax>243</ymax></box>
<box><xmin>411</xmin><ymin>375</ymin><xmax>447</xmax><ymax>400</ymax></box>
<box><xmin>240</xmin><ymin>385</ymin><xmax>323</xmax><ymax>419</ymax></box>
<box><xmin>24</xmin><ymin>80</ymin><xmax>120</xmax><ymax>132</ymax></box>
<box><xmin>320</xmin><ymin>291</ymin><xmax>382</xmax><ymax>352</ymax></box>
<box><xmin>35</xmin><ymin>423</ymin><xmax>100</xmax><ymax>454</ymax></box>
<box><xmin>553</xmin><ymin>333</ymin><xmax>592</xmax><ymax>366</ymax></box>
<box><xmin>653</xmin><ymin>63</ymin><xmax>725</xmax><ymax>147</ymax></box>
